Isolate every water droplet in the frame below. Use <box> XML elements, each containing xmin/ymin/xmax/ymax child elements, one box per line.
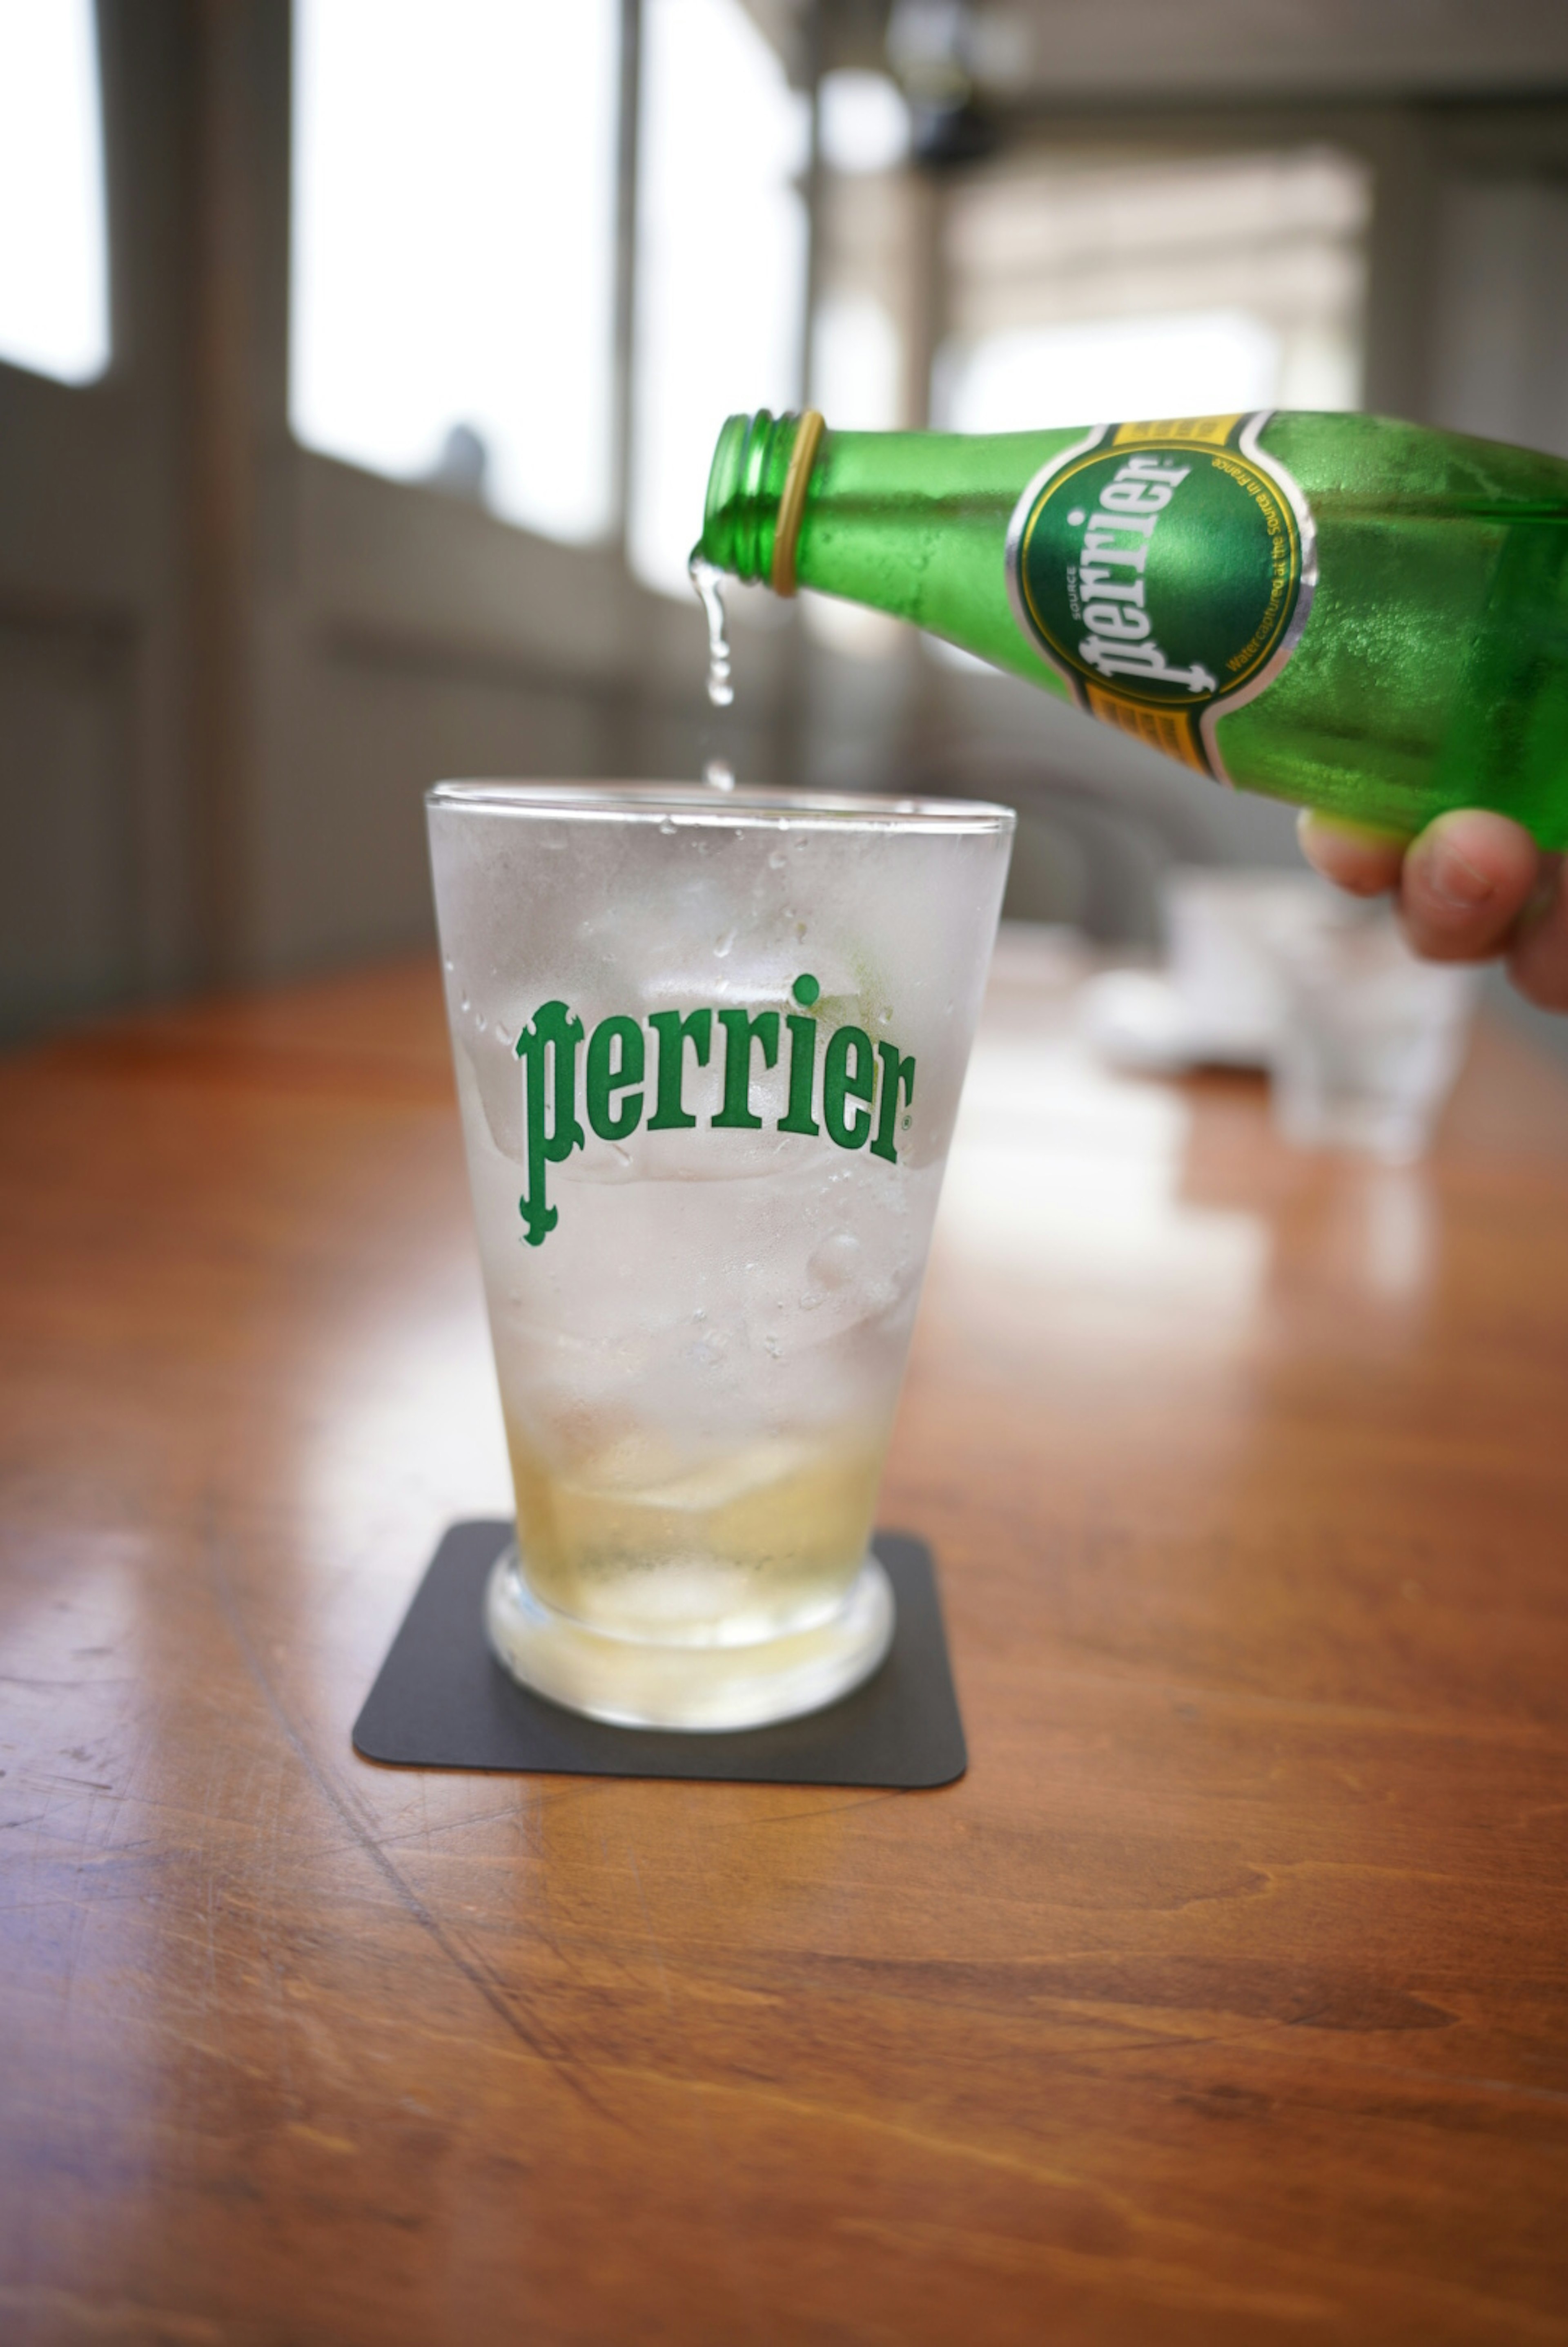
<box><xmin>658</xmin><ymin>815</ymin><xmax>677</xmax><ymax>837</ymax></box>
<box><xmin>612</xmin><ymin>1143</ymin><xmax>632</xmax><ymax>1167</ymax></box>
<box><xmin>476</xmin><ymin>1014</ymin><xmax>487</xmax><ymax>1033</ymax></box>
<box><xmin>808</xmin><ymin>1231</ymin><xmax>861</xmax><ymax>1290</ymax></box>
<box><xmin>878</xmin><ymin>1006</ymin><xmax>892</xmax><ymax>1024</ymax></box>
<box><xmin>714</xmin><ymin>927</ymin><xmax>735</xmax><ymax>958</ymax></box>
<box><xmin>460</xmin><ymin>992</ymin><xmax>470</xmax><ymax>1013</ymax></box>
<box><xmin>692</xmin><ymin>1306</ymin><xmax>707</xmax><ymax>1321</ymax></box>
<box><xmin>793</xmin><ymin>835</ymin><xmax>808</xmax><ymax>852</ymax></box>
<box><xmin>768</xmin><ymin>850</ymin><xmax>786</xmax><ymax>870</ymax></box>
<box><xmin>703</xmin><ymin>759</ymin><xmax>736</xmax><ymax>792</ymax></box>
<box><xmin>443</xmin><ymin>957</ymin><xmax>455</xmax><ymax>973</ymax></box>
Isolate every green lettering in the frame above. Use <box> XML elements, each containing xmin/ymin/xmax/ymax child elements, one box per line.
<box><xmin>713</xmin><ymin>1008</ymin><xmax>779</xmax><ymax>1129</ymax></box>
<box><xmin>779</xmin><ymin>1014</ymin><xmax>820</xmax><ymax>1134</ymax></box>
<box><xmin>585</xmin><ymin>1015</ymin><xmax>644</xmax><ymax>1141</ymax></box>
<box><xmin>514</xmin><ymin>999</ymin><xmax>585</xmax><ymax>1246</ymax></box>
<box><xmin>870</xmin><ymin>1040</ymin><xmax>915</xmax><ymax>1162</ymax></box>
<box><xmin>647</xmin><ymin>1007</ymin><xmax>712</xmax><ymax>1129</ymax></box>
<box><xmin>822</xmin><ymin>1025</ymin><xmax>874</xmax><ymax>1150</ymax></box>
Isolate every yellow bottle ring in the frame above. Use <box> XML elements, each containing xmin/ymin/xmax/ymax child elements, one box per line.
<box><xmin>769</xmin><ymin>410</ymin><xmax>825</xmax><ymax>598</ymax></box>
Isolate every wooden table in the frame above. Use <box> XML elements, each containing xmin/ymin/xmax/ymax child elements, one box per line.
<box><xmin>4</xmin><ymin>938</ymin><xmax>1568</xmax><ymax>2346</ymax></box>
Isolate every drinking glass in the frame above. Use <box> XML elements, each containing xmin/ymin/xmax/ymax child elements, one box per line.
<box><xmin>1261</xmin><ymin>901</ymin><xmax>1480</xmax><ymax>1162</ymax></box>
<box><xmin>427</xmin><ymin>783</ymin><xmax>1013</xmax><ymax>1729</ymax></box>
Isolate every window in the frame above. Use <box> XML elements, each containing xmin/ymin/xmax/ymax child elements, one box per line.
<box><xmin>801</xmin><ymin>70</ymin><xmax>914</xmax><ymax>658</ymax></box>
<box><xmin>936</xmin><ymin>147</ymin><xmax>1370</xmax><ymax>433</ymax></box>
<box><xmin>628</xmin><ymin>0</ymin><xmax>809</xmax><ymax>596</ymax></box>
<box><xmin>290</xmin><ymin>0</ymin><xmax>620</xmax><ymax>543</ymax></box>
<box><xmin>813</xmin><ymin>293</ymin><xmax>903</xmax><ymax>433</ymax></box>
<box><xmin>944</xmin><ymin>310</ymin><xmax>1286</xmax><ymax>434</ymax></box>
<box><xmin>0</xmin><ymin>0</ymin><xmax>109</xmax><ymax>385</ymax></box>
<box><xmin>818</xmin><ymin>71</ymin><xmax>910</xmax><ymax>178</ymax></box>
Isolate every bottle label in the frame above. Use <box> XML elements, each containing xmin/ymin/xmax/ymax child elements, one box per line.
<box><xmin>1005</xmin><ymin>412</ymin><xmax>1316</xmax><ymax>780</ymax></box>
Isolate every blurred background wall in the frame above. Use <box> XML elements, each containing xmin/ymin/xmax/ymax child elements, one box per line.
<box><xmin>3</xmin><ymin>0</ymin><xmax>1568</xmax><ymax>1044</ymax></box>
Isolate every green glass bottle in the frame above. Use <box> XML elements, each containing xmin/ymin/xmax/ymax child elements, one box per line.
<box><xmin>696</xmin><ymin>406</ymin><xmax>1568</xmax><ymax>850</ymax></box>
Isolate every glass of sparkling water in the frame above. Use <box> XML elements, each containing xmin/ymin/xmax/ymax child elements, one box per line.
<box><xmin>427</xmin><ymin>782</ymin><xmax>1014</xmax><ymax>1730</ymax></box>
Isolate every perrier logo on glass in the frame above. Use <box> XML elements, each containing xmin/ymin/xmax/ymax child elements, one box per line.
<box><xmin>512</xmin><ymin>974</ymin><xmax>917</xmax><ymax>1247</ymax></box>
<box><xmin>1006</xmin><ymin>412</ymin><xmax>1317</xmax><ymax>781</ymax></box>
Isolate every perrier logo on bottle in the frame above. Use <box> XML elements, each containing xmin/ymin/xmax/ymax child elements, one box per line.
<box><xmin>512</xmin><ymin>974</ymin><xmax>917</xmax><ymax>1247</ymax></box>
<box><xmin>1006</xmin><ymin>412</ymin><xmax>1317</xmax><ymax>781</ymax></box>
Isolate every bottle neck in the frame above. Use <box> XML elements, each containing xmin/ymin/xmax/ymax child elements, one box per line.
<box><xmin>697</xmin><ymin>410</ymin><xmax>822</xmax><ymax>593</ymax></box>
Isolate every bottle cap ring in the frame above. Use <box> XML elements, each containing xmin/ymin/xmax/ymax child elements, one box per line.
<box><xmin>770</xmin><ymin>410</ymin><xmax>825</xmax><ymax>598</ymax></box>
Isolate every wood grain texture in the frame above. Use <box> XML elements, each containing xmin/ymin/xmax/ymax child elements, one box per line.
<box><xmin>2</xmin><ymin>940</ymin><xmax>1567</xmax><ymax>2346</ymax></box>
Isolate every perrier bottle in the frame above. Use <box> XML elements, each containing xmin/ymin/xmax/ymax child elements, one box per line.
<box><xmin>695</xmin><ymin>407</ymin><xmax>1568</xmax><ymax>850</ymax></box>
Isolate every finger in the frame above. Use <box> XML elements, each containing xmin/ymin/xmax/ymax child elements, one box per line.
<box><xmin>1296</xmin><ymin>809</ymin><xmax>1408</xmax><ymax>897</ymax></box>
<box><xmin>1398</xmin><ymin>809</ymin><xmax>1541</xmax><ymax>963</ymax></box>
<box><xmin>1506</xmin><ymin>856</ymin><xmax>1568</xmax><ymax>1011</ymax></box>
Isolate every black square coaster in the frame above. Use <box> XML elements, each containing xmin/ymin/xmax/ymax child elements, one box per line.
<box><xmin>352</xmin><ymin>1523</ymin><xmax>966</xmax><ymax>1789</ymax></box>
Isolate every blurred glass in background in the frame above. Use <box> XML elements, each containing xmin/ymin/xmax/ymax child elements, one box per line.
<box><xmin>0</xmin><ymin>0</ymin><xmax>109</xmax><ymax>385</ymax></box>
<box><xmin>1080</xmin><ymin>871</ymin><xmax>1481</xmax><ymax>1163</ymax></box>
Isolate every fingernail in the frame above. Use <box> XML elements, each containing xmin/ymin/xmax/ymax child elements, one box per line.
<box><xmin>1424</xmin><ymin>834</ymin><xmax>1494</xmax><ymax>910</ymax></box>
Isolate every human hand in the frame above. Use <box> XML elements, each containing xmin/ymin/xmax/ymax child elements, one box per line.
<box><xmin>1297</xmin><ymin>808</ymin><xmax>1568</xmax><ymax>1011</ymax></box>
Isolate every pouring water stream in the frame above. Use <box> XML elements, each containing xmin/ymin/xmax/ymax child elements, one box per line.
<box><xmin>689</xmin><ymin>550</ymin><xmax>736</xmax><ymax>792</ymax></box>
